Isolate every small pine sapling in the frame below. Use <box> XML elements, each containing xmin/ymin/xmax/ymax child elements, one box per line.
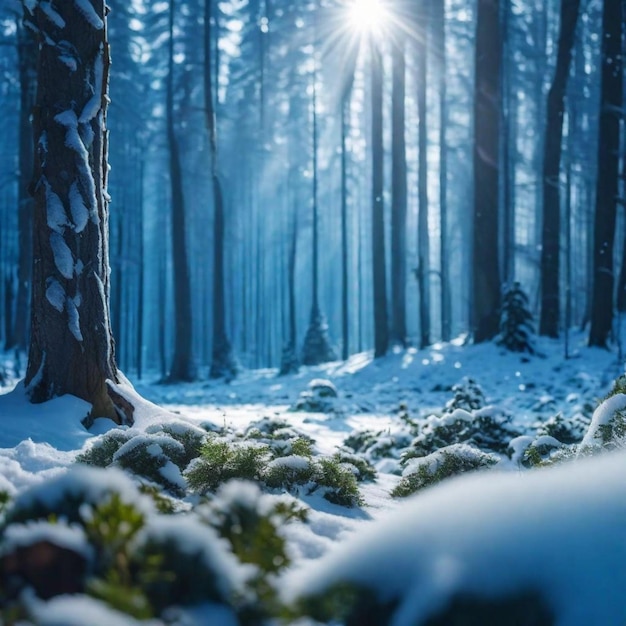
<box><xmin>496</xmin><ymin>282</ymin><xmax>537</xmax><ymax>354</ymax></box>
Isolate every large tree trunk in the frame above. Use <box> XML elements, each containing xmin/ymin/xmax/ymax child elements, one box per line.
<box><xmin>539</xmin><ymin>0</ymin><xmax>581</xmax><ymax>338</ymax></box>
<box><xmin>390</xmin><ymin>30</ymin><xmax>407</xmax><ymax>347</ymax></box>
<box><xmin>588</xmin><ymin>0</ymin><xmax>623</xmax><ymax>347</ymax></box>
<box><xmin>371</xmin><ymin>36</ymin><xmax>388</xmax><ymax>358</ymax></box>
<box><xmin>24</xmin><ymin>0</ymin><xmax>120</xmax><ymax>420</ymax></box>
<box><xmin>167</xmin><ymin>0</ymin><xmax>195</xmax><ymax>381</ymax></box>
<box><xmin>472</xmin><ymin>0</ymin><xmax>502</xmax><ymax>343</ymax></box>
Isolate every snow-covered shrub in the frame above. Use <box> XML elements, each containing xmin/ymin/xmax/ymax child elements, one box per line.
<box><xmin>496</xmin><ymin>281</ymin><xmax>537</xmax><ymax>354</ymax></box>
<box><xmin>146</xmin><ymin>421</ymin><xmax>207</xmax><ymax>467</ymax></box>
<box><xmin>578</xmin><ymin>389</ymin><xmax>626</xmax><ymax>453</ymax></box>
<box><xmin>130</xmin><ymin>515</ymin><xmax>242</xmax><ymax>615</ymax></box>
<box><xmin>343</xmin><ymin>429</ymin><xmax>412</xmax><ymax>462</ymax></box>
<box><xmin>113</xmin><ymin>434</ymin><xmax>187</xmax><ymax>496</ymax></box>
<box><xmin>314</xmin><ymin>457</ymin><xmax>363</xmax><ymax>507</ymax></box>
<box><xmin>404</xmin><ymin>407</ymin><xmax>519</xmax><ymax>461</ymax></box>
<box><xmin>291</xmin><ymin>379</ymin><xmax>340</xmax><ymax>414</ymax></box>
<box><xmin>300</xmin><ymin>309</ymin><xmax>337</xmax><ymax>366</ymax></box>
<box><xmin>185</xmin><ymin>438</ymin><xmax>271</xmax><ymax>493</ymax></box>
<box><xmin>332</xmin><ymin>452</ymin><xmax>377</xmax><ymax>482</ymax></box>
<box><xmin>75</xmin><ymin>429</ymin><xmax>132</xmax><ymax>467</ymax></box>
<box><xmin>392</xmin><ymin>444</ymin><xmax>498</xmax><ymax>497</ymax></box>
<box><xmin>536</xmin><ymin>412</ymin><xmax>589</xmax><ymax>445</ymax></box>
<box><xmin>264</xmin><ymin>455</ymin><xmax>316</xmax><ymax>490</ymax></box>
<box><xmin>445</xmin><ymin>377</ymin><xmax>486</xmax><ymax>412</ymax></box>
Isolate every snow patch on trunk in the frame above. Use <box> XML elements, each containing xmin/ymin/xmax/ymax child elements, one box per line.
<box><xmin>45</xmin><ymin>279</ymin><xmax>66</xmax><ymax>312</ymax></box>
<box><xmin>73</xmin><ymin>0</ymin><xmax>104</xmax><ymax>29</ymax></box>
<box><xmin>50</xmin><ymin>232</ymin><xmax>74</xmax><ymax>279</ymax></box>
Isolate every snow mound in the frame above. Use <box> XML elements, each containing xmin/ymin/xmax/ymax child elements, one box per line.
<box><xmin>288</xmin><ymin>450</ymin><xmax>626</xmax><ymax>625</ymax></box>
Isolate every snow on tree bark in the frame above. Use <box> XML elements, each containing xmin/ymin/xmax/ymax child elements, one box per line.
<box><xmin>24</xmin><ymin>0</ymin><xmax>121</xmax><ymax>421</ymax></box>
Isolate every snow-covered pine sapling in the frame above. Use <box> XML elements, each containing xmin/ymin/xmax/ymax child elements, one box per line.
<box><xmin>445</xmin><ymin>377</ymin><xmax>486</xmax><ymax>412</ymax></box>
<box><xmin>301</xmin><ymin>309</ymin><xmax>337</xmax><ymax>366</ymax></box>
<box><xmin>496</xmin><ymin>282</ymin><xmax>537</xmax><ymax>355</ymax></box>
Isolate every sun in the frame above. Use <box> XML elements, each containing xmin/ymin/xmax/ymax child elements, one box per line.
<box><xmin>347</xmin><ymin>0</ymin><xmax>390</xmax><ymax>37</ymax></box>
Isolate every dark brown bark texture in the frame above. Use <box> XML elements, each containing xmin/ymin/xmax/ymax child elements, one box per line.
<box><xmin>24</xmin><ymin>0</ymin><xmax>119</xmax><ymax>419</ymax></box>
<box><xmin>539</xmin><ymin>0</ymin><xmax>581</xmax><ymax>338</ymax></box>
<box><xmin>588</xmin><ymin>0</ymin><xmax>623</xmax><ymax>347</ymax></box>
<box><xmin>472</xmin><ymin>0</ymin><xmax>502</xmax><ymax>343</ymax></box>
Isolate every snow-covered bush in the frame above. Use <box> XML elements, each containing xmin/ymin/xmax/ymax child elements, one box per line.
<box><xmin>445</xmin><ymin>377</ymin><xmax>486</xmax><ymax>412</ymax></box>
<box><xmin>185</xmin><ymin>438</ymin><xmax>271</xmax><ymax>493</ymax></box>
<box><xmin>332</xmin><ymin>451</ymin><xmax>377</xmax><ymax>482</ymax></box>
<box><xmin>343</xmin><ymin>429</ymin><xmax>412</xmax><ymax>462</ymax></box>
<box><xmin>291</xmin><ymin>379</ymin><xmax>340</xmax><ymax>414</ymax></box>
<box><xmin>404</xmin><ymin>407</ymin><xmax>519</xmax><ymax>461</ymax></box>
<box><xmin>0</xmin><ymin>466</ymin><xmax>245</xmax><ymax>623</ymax></box>
<box><xmin>75</xmin><ymin>429</ymin><xmax>132</xmax><ymax>467</ymax></box>
<box><xmin>578</xmin><ymin>390</ymin><xmax>626</xmax><ymax>453</ymax></box>
<box><xmin>535</xmin><ymin>412</ymin><xmax>589</xmax><ymax>445</ymax></box>
<box><xmin>496</xmin><ymin>281</ymin><xmax>536</xmax><ymax>354</ymax></box>
<box><xmin>393</xmin><ymin>444</ymin><xmax>498</xmax><ymax>497</ymax></box>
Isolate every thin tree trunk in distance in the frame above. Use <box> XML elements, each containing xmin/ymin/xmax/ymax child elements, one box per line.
<box><xmin>391</xmin><ymin>29</ymin><xmax>407</xmax><ymax>347</ymax></box>
<box><xmin>371</xmin><ymin>36</ymin><xmax>388</xmax><ymax>358</ymax></box>
<box><xmin>539</xmin><ymin>0</ymin><xmax>581</xmax><ymax>337</ymax></box>
<box><xmin>167</xmin><ymin>0</ymin><xmax>195</xmax><ymax>381</ymax></box>
<box><xmin>206</xmin><ymin>0</ymin><xmax>237</xmax><ymax>379</ymax></box>
<box><xmin>417</xmin><ymin>0</ymin><xmax>431</xmax><ymax>349</ymax></box>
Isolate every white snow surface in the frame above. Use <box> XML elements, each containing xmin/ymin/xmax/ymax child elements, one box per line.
<box><xmin>580</xmin><ymin>392</ymin><xmax>626</xmax><ymax>449</ymax></box>
<box><xmin>1</xmin><ymin>334</ymin><xmax>626</xmax><ymax>622</ymax></box>
<box><xmin>286</xmin><ymin>451</ymin><xmax>626</xmax><ymax>626</ymax></box>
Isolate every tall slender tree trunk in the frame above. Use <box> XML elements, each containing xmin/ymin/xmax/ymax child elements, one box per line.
<box><xmin>341</xmin><ymin>94</ymin><xmax>350</xmax><ymax>360</ymax></box>
<box><xmin>391</xmin><ymin>30</ymin><xmax>407</xmax><ymax>347</ymax></box>
<box><xmin>539</xmin><ymin>0</ymin><xmax>581</xmax><ymax>338</ymax></box>
<box><xmin>417</xmin><ymin>0</ymin><xmax>431</xmax><ymax>349</ymax></box>
<box><xmin>205</xmin><ymin>0</ymin><xmax>236</xmax><ymax>379</ymax></box>
<box><xmin>589</xmin><ymin>0</ymin><xmax>623</xmax><ymax>347</ymax></box>
<box><xmin>433</xmin><ymin>0</ymin><xmax>451</xmax><ymax>343</ymax></box>
<box><xmin>371</xmin><ymin>36</ymin><xmax>388</xmax><ymax>358</ymax></box>
<box><xmin>472</xmin><ymin>0</ymin><xmax>502</xmax><ymax>343</ymax></box>
<box><xmin>12</xmin><ymin>19</ymin><xmax>37</xmax><ymax>352</ymax></box>
<box><xmin>167</xmin><ymin>0</ymin><xmax>195</xmax><ymax>381</ymax></box>
<box><xmin>24</xmin><ymin>0</ymin><xmax>122</xmax><ymax>421</ymax></box>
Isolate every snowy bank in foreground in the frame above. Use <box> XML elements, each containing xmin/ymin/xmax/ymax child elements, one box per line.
<box><xmin>288</xmin><ymin>450</ymin><xmax>626</xmax><ymax>626</ymax></box>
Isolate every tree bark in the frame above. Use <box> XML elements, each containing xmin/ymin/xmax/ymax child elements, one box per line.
<box><xmin>391</xmin><ymin>30</ymin><xmax>407</xmax><ymax>347</ymax></box>
<box><xmin>539</xmin><ymin>0</ymin><xmax>581</xmax><ymax>337</ymax></box>
<box><xmin>371</xmin><ymin>36</ymin><xmax>388</xmax><ymax>358</ymax></box>
<box><xmin>588</xmin><ymin>0</ymin><xmax>623</xmax><ymax>347</ymax></box>
<box><xmin>167</xmin><ymin>0</ymin><xmax>195</xmax><ymax>381</ymax></box>
<box><xmin>24</xmin><ymin>0</ymin><xmax>120</xmax><ymax>420</ymax></box>
<box><xmin>472</xmin><ymin>0</ymin><xmax>502</xmax><ymax>343</ymax></box>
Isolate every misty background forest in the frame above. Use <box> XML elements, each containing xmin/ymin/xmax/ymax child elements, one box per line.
<box><xmin>0</xmin><ymin>0</ymin><xmax>622</xmax><ymax>380</ymax></box>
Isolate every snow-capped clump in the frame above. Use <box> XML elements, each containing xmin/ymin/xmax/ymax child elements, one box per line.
<box><xmin>1</xmin><ymin>520</ymin><xmax>91</xmax><ymax>560</ymax></box>
<box><xmin>66</xmin><ymin>296</ymin><xmax>83</xmax><ymax>342</ymax></box>
<box><xmin>580</xmin><ymin>393</ymin><xmax>626</xmax><ymax>451</ymax></box>
<box><xmin>40</xmin><ymin>1</ymin><xmax>66</xmax><ymax>29</ymax></box>
<box><xmin>45</xmin><ymin>184</ymin><xmax>68</xmax><ymax>234</ymax></box>
<box><xmin>291</xmin><ymin>379</ymin><xmax>340</xmax><ymax>414</ymax></box>
<box><xmin>288</xmin><ymin>450</ymin><xmax>626</xmax><ymax>626</ymax></box>
<box><xmin>50</xmin><ymin>232</ymin><xmax>74</xmax><ymax>279</ymax></box>
<box><xmin>73</xmin><ymin>0</ymin><xmax>104</xmax><ymax>29</ymax></box>
<box><xmin>29</xmin><ymin>595</ymin><xmax>149</xmax><ymax>626</ymax></box>
<box><xmin>68</xmin><ymin>182</ymin><xmax>89</xmax><ymax>232</ymax></box>
<box><xmin>45</xmin><ymin>278</ymin><xmax>65</xmax><ymax>313</ymax></box>
<box><xmin>79</xmin><ymin>49</ymin><xmax>104</xmax><ymax>124</ymax></box>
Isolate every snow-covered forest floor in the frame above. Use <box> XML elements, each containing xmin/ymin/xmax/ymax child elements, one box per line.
<box><xmin>1</xmin><ymin>332</ymin><xmax>626</xmax><ymax>624</ymax></box>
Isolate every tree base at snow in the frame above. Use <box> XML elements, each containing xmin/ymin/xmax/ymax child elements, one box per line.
<box><xmin>279</xmin><ymin>343</ymin><xmax>300</xmax><ymax>376</ymax></box>
<box><xmin>209</xmin><ymin>333</ymin><xmax>238</xmax><ymax>381</ymax></box>
<box><xmin>301</xmin><ymin>308</ymin><xmax>337</xmax><ymax>366</ymax></box>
